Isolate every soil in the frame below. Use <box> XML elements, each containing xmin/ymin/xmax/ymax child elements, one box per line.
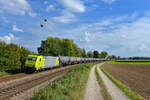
<box><xmin>103</xmin><ymin>64</ymin><xmax>150</xmax><ymax>100</ymax></box>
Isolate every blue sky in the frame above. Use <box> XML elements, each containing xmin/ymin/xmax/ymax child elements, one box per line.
<box><xmin>0</xmin><ymin>0</ymin><xmax>150</xmax><ymax>57</ymax></box>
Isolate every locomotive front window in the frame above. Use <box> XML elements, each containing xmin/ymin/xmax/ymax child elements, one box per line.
<box><xmin>28</xmin><ymin>57</ymin><xmax>37</xmax><ymax>61</ymax></box>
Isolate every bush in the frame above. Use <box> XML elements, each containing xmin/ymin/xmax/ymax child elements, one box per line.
<box><xmin>0</xmin><ymin>41</ymin><xmax>35</xmax><ymax>73</ymax></box>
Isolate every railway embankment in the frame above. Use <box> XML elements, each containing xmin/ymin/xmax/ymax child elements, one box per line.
<box><xmin>0</xmin><ymin>64</ymin><xmax>82</xmax><ymax>100</ymax></box>
<box><xmin>30</xmin><ymin>64</ymin><xmax>93</xmax><ymax>100</ymax></box>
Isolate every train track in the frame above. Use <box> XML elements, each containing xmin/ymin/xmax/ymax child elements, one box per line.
<box><xmin>0</xmin><ymin>73</ymin><xmax>27</xmax><ymax>83</ymax></box>
<box><xmin>0</xmin><ymin>64</ymin><xmax>79</xmax><ymax>100</ymax></box>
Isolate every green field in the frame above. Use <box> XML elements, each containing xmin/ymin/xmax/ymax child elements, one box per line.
<box><xmin>106</xmin><ymin>61</ymin><xmax>150</xmax><ymax>64</ymax></box>
<box><xmin>30</xmin><ymin>64</ymin><xmax>93</xmax><ymax>100</ymax></box>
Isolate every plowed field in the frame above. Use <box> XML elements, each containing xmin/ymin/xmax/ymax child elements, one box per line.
<box><xmin>103</xmin><ymin>64</ymin><xmax>150</xmax><ymax>100</ymax></box>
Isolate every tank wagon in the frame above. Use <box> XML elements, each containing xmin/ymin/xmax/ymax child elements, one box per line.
<box><xmin>25</xmin><ymin>55</ymin><xmax>106</xmax><ymax>72</ymax></box>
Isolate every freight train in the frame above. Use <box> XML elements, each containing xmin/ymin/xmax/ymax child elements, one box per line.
<box><xmin>25</xmin><ymin>55</ymin><xmax>106</xmax><ymax>72</ymax></box>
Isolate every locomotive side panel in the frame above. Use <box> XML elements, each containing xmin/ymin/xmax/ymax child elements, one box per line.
<box><xmin>44</xmin><ymin>56</ymin><xmax>58</xmax><ymax>68</ymax></box>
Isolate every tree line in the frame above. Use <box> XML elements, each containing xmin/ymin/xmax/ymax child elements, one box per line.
<box><xmin>0</xmin><ymin>36</ymin><xmax>108</xmax><ymax>72</ymax></box>
<box><xmin>38</xmin><ymin>37</ymin><xmax>108</xmax><ymax>58</ymax></box>
<box><xmin>0</xmin><ymin>41</ymin><xmax>35</xmax><ymax>72</ymax></box>
<box><xmin>38</xmin><ymin>37</ymin><xmax>82</xmax><ymax>57</ymax></box>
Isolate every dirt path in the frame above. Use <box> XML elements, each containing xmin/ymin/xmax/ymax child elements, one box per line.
<box><xmin>84</xmin><ymin>65</ymin><xmax>104</xmax><ymax>100</ymax></box>
<box><xmin>97</xmin><ymin>63</ymin><xmax>130</xmax><ymax>100</ymax></box>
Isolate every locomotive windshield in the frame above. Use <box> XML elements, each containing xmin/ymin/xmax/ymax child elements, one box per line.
<box><xmin>28</xmin><ymin>57</ymin><xmax>37</xmax><ymax>61</ymax></box>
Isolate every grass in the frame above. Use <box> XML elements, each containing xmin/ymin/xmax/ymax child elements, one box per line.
<box><xmin>106</xmin><ymin>61</ymin><xmax>150</xmax><ymax>65</ymax></box>
<box><xmin>100</xmin><ymin>66</ymin><xmax>144</xmax><ymax>100</ymax></box>
<box><xmin>95</xmin><ymin>66</ymin><xmax>112</xmax><ymax>100</ymax></box>
<box><xmin>0</xmin><ymin>71</ymin><xmax>12</xmax><ymax>77</ymax></box>
<box><xmin>30</xmin><ymin>64</ymin><xmax>93</xmax><ymax>100</ymax></box>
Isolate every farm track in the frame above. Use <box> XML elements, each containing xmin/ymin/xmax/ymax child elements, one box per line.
<box><xmin>0</xmin><ymin>63</ymin><xmax>92</xmax><ymax>100</ymax></box>
<box><xmin>103</xmin><ymin>64</ymin><xmax>150</xmax><ymax>100</ymax></box>
<box><xmin>84</xmin><ymin>65</ymin><xmax>104</xmax><ymax>100</ymax></box>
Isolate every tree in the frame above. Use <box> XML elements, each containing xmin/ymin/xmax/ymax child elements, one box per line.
<box><xmin>38</xmin><ymin>37</ymin><xmax>82</xmax><ymax>57</ymax></box>
<box><xmin>5</xmin><ymin>43</ymin><xmax>21</xmax><ymax>71</ymax></box>
<box><xmin>0</xmin><ymin>41</ymin><xmax>35</xmax><ymax>72</ymax></box>
<box><xmin>93</xmin><ymin>50</ymin><xmax>99</xmax><ymax>58</ymax></box>
<box><xmin>87</xmin><ymin>51</ymin><xmax>93</xmax><ymax>58</ymax></box>
<box><xmin>0</xmin><ymin>41</ymin><xmax>7</xmax><ymax>71</ymax></box>
<box><xmin>108</xmin><ymin>55</ymin><xmax>117</xmax><ymax>60</ymax></box>
<box><xmin>38</xmin><ymin>37</ymin><xmax>62</xmax><ymax>56</ymax></box>
<box><xmin>61</xmin><ymin>39</ymin><xmax>74</xmax><ymax>56</ymax></box>
<box><xmin>117</xmin><ymin>56</ymin><xmax>120</xmax><ymax>59</ymax></box>
<box><xmin>81</xmin><ymin>49</ymin><xmax>87</xmax><ymax>57</ymax></box>
<box><xmin>72</xmin><ymin>44</ymin><xmax>81</xmax><ymax>57</ymax></box>
<box><xmin>20</xmin><ymin>47</ymin><xmax>36</xmax><ymax>71</ymax></box>
<box><xmin>100</xmin><ymin>51</ymin><xmax>108</xmax><ymax>58</ymax></box>
<box><xmin>112</xmin><ymin>55</ymin><xmax>117</xmax><ymax>59</ymax></box>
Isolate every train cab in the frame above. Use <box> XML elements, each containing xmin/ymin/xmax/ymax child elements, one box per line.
<box><xmin>25</xmin><ymin>55</ymin><xmax>45</xmax><ymax>71</ymax></box>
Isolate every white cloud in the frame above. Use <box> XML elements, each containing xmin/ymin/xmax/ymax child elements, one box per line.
<box><xmin>79</xmin><ymin>32</ymin><xmax>95</xmax><ymax>42</ymax></box>
<box><xmin>0</xmin><ymin>33</ymin><xmax>15</xmax><ymax>43</ymax></box>
<box><xmin>46</xmin><ymin>5</ymin><xmax>55</xmax><ymax>12</ymax></box>
<box><xmin>54</xmin><ymin>13</ymin><xmax>150</xmax><ymax>57</ymax></box>
<box><xmin>12</xmin><ymin>25</ymin><xmax>24</xmax><ymax>32</ymax></box>
<box><xmin>44</xmin><ymin>1</ymin><xmax>48</xmax><ymax>4</ymax></box>
<box><xmin>0</xmin><ymin>0</ymin><xmax>36</xmax><ymax>17</ymax></box>
<box><xmin>102</xmin><ymin>0</ymin><xmax>116</xmax><ymax>4</ymax></box>
<box><xmin>1</xmin><ymin>16</ymin><xmax>9</xmax><ymax>23</ymax></box>
<box><xmin>121</xmin><ymin>35</ymin><xmax>127</xmax><ymax>38</ymax></box>
<box><xmin>52</xmin><ymin>0</ymin><xmax>85</xmax><ymax>24</ymax></box>
<box><xmin>29</xmin><ymin>12</ymin><xmax>37</xmax><ymax>17</ymax></box>
<box><xmin>139</xmin><ymin>44</ymin><xmax>150</xmax><ymax>51</ymax></box>
<box><xmin>59</xmin><ymin>0</ymin><xmax>85</xmax><ymax>13</ymax></box>
<box><xmin>52</xmin><ymin>11</ymin><xmax>75</xmax><ymax>23</ymax></box>
<box><xmin>84</xmin><ymin>32</ymin><xmax>91</xmax><ymax>42</ymax></box>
